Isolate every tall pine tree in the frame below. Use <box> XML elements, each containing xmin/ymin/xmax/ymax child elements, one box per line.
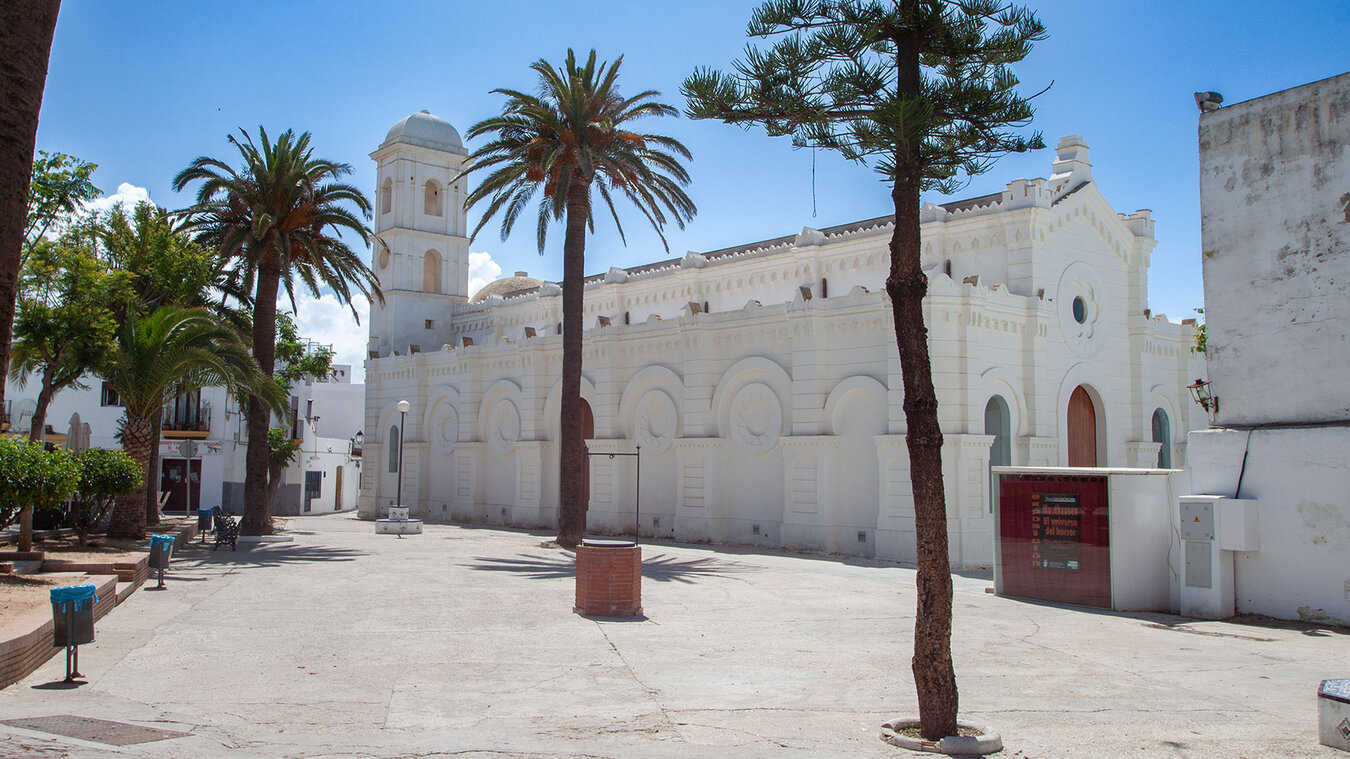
<box><xmin>684</xmin><ymin>0</ymin><xmax>1046</xmax><ymax>739</ymax></box>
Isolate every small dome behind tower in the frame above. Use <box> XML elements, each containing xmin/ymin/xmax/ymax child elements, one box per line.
<box><xmin>382</xmin><ymin>110</ymin><xmax>465</xmax><ymax>153</ymax></box>
<box><xmin>470</xmin><ymin>271</ymin><xmax>546</xmax><ymax>302</ymax></box>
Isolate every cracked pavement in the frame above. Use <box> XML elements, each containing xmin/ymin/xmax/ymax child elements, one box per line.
<box><xmin>0</xmin><ymin>513</ymin><xmax>1346</xmax><ymax>758</ymax></box>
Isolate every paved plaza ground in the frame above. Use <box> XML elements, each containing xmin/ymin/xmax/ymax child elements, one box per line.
<box><xmin>0</xmin><ymin>513</ymin><xmax>1346</xmax><ymax>758</ymax></box>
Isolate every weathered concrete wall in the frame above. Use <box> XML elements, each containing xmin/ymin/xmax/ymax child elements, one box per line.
<box><xmin>1188</xmin><ymin>427</ymin><xmax>1350</xmax><ymax>624</ymax></box>
<box><xmin>1190</xmin><ymin>72</ymin><xmax>1350</xmax><ymax>623</ymax></box>
<box><xmin>1198</xmin><ymin>72</ymin><xmax>1350</xmax><ymax>426</ymax></box>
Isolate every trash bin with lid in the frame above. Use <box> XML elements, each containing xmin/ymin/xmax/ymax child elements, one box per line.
<box><xmin>50</xmin><ymin>584</ymin><xmax>99</xmax><ymax>682</ymax></box>
<box><xmin>148</xmin><ymin>534</ymin><xmax>175</xmax><ymax>589</ymax></box>
<box><xmin>196</xmin><ymin>509</ymin><xmax>213</xmax><ymax>543</ymax></box>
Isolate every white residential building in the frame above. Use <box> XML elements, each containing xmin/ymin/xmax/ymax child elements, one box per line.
<box><xmin>5</xmin><ymin>364</ymin><xmax>364</xmax><ymax>518</ymax></box>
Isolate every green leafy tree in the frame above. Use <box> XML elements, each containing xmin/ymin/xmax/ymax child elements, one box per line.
<box><xmin>9</xmin><ymin>223</ymin><xmax>117</xmax><ymax>549</ymax></box>
<box><xmin>69</xmin><ymin>447</ymin><xmax>141</xmax><ymax>545</ymax></box>
<box><xmin>0</xmin><ymin>438</ymin><xmax>78</xmax><ymax>532</ymax></box>
<box><xmin>24</xmin><ymin>151</ymin><xmax>100</xmax><ymax>267</ymax></box>
<box><xmin>100</xmin><ymin>305</ymin><xmax>286</xmax><ymax>538</ymax></box>
<box><xmin>100</xmin><ymin>200</ymin><xmax>243</xmax><ymax>522</ymax></box>
<box><xmin>173</xmin><ymin>127</ymin><xmax>381</xmax><ymax>536</ymax></box>
<box><xmin>463</xmin><ymin>49</ymin><xmax>696</xmax><ymax>547</ymax></box>
<box><xmin>13</xmin><ymin>223</ymin><xmax>117</xmax><ymax>443</ymax></box>
<box><xmin>265</xmin><ymin>426</ymin><xmax>302</xmax><ymax>515</ymax></box>
<box><xmin>684</xmin><ymin>0</ymin><xmax>1046</xmax><ymax>738</ymax></box>
<box><xmin>0</xmin><ymin>1</ymin><xmax>63</xmax><ymax>424</ymax></box>
<box><xmin>274</xmin><ymin>311</ymin><xmax>335</xmax><ymax>386</ymax></box>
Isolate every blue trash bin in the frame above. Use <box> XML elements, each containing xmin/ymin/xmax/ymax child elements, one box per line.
<box><xmin>148</xmin><ymin>534</ymin><xmax>175</xmax><ymax>589</ymax></box>
<box><xmin>50</xmin><ymin>584</ymin><xmax>99</xmax><ymax>681</ymax></box>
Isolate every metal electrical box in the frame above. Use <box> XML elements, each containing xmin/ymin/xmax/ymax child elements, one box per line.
<box><xmin>1181</xmin><ymin>500</ymin><xmax>1215</xmax><ymax>540</ymax></box>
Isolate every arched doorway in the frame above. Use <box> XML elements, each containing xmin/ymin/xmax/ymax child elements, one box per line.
<box><xmin>984</xmin><ymin>395</ymin><xmax>1011</xmax><ymax>512</ymax></box>
<box><xmin>580</xmin><ymin>398</ymin><xmax>594</xmax><ymax>508</ymax></box>
<box><xmin>1151</xmin><ymin>408</ymin><xmax>1171</xmax><ymax>468</ymax></box>
<box><xmin>1067</xmin><ymin>386</ymin><xmax>1098</xmax><ymax>467</ymax></box>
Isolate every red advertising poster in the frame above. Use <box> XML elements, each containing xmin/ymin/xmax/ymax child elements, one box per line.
<box><xmin>999</xmin><ymin>474</ymin><xmax>1110</xmax><ymax>608</ymax></box>
<box><xmin>1030</xmin><ymin>493</ymin><xmax>1082</xmax><ymax>571</ymax></box>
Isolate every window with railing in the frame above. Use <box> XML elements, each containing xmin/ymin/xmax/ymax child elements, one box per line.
<box><xmin>162</xmin><ymin>390</ymin><xmax>210</xmax><ymax>434</ymax></box>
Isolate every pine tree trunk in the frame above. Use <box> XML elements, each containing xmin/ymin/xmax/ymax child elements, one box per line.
<box><xmin>109</xmin><ymin>413</ymin><xmax>154</xmax><ymax>539</ymax></box>
<box><xmin>0</xmin><ymin>0</ymin><xmax>60</xmax><ymax>421</ymax></box>
<box><xmin>891</xmin><ymin>4</ymin><xmax>958</xmax><ymax>740</ymax></box>
<box><xmin>242</xmin><ymin>262</ymin><xmax>281</xmax><ymax>535</ymax></box>
<box><xmin>144</xmin><ymin>413</ymin><xmax>162</xmax><ymax>525</ymax></box>
<box><xmin>556</xmin><ymin>178</ymin><xmax>591</xmax><ymax>549</ymax></box>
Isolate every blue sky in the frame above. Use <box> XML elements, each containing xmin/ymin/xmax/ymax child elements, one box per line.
<box><xmin>35</xmin><ymin>1</ymin><xmax>1350</xmax><ymax>379</ymax></box>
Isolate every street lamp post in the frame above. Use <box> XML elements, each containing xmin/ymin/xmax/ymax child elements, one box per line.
<box><xmin>396</xmin><ymin>400</ymin><xmax>410</xmax><ymax>507</ymax></box>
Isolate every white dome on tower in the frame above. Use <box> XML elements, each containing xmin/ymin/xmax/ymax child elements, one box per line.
<box><xmin>382</xmin><ymin>110</ymin><xmax>465</xmax><ymax>153</ymax></box>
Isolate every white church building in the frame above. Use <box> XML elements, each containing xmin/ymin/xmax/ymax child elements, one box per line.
<box><xmin>357</xmin><ymin>110</ymin><xmax>1203</xmax><ymax>568</ymax></box>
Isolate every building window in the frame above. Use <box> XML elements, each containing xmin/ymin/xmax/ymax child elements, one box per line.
<box><xmin>100</xmin><ymin>382</ymin><xmax>122</xmax><ymax>407</ymax></box>
<box><xmin>424</xmin><ymin>179</ymin><xmax>442</xmax><ymax>217</ymax></box>
<box><xmin>1072</xmin><ymin>296</ymin><xmax>1087</xmax><ymax>324</ymax></box>
<box><xmin>425</xmin><ymin>319</ymin><xmax>434</xmax><ymax>330</ymax></box>
<box><xmin>984</xmin><ymin>395</ymin><xmax>1012</xmax><ymax>513</ymax></box>
<box><xmin>380</xmin><ymin>177</ymin><xmax>392</xmax><ymax>215</ymax></box>
<box><xmin>1152</xmin><ymin>408</ymin><xmax>1171</xmax><ymax>468</ymax></box>
<box><xmin>388</xmin><ymin>425</ymin><xmax>400</xmax><ymax>473</ymax></box>
<box><xmin>423</xmin><ymin>249</ymin><xmax>442</xmax><ymax>294</ymax></box>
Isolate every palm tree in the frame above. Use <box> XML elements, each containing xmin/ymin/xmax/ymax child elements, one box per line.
<box><xmin>172</xmin><ymin>128</ymin><xmax>381</xmax><ymax>536</ymax></box>
<box><xmin>463</xmin><ymin>49</ymin><xmax>696</xmax><ymax>547</ymax></box>
<box><xmin>102</xmin><ymin>305</ymin><xmax>285</xmax><ymax>539</ymax></box>
<box><xmin>0</xmin><ymin>0</ymin><xmax>62</xmax><ymax>432</ymax></box>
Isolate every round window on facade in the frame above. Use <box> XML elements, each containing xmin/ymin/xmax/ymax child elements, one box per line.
<box><xmin>1072</xmin><ymin>296</ymin><xmax>1087</xmax><ymax>324</ymax></box>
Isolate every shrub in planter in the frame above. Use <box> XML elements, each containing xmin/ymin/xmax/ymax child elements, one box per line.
<box><xmin>69</xmin><ymin>448</ymin><xmax>143</xmax><ymax>545</ymax></box>
<box><xmin>0</xmin><ymin>438</ymin><xmax>79</xmax><ymax>532</ymax></box>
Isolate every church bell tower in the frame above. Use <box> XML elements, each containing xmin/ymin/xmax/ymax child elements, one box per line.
<box><xmin>367</xmin><ymin>110</ymin><xmax>470</xmax><ymax>358</ymax></box>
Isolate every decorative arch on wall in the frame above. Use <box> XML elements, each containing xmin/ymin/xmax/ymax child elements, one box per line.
<box><xmin>823</xmin><ymin>375</ymin><xmax>888</xmax><ymax>436</ymax></box>
<box><xmin>478</xmin><ymin>379</ymin><xmax>526</xmax><ymax>453</ymax></box>
<box><xmin>710</xmin><ymin>356</ymin><xmax>793</xmax><ymax>440</ymax></box>
<box><xmin>1146</xmin><ymin>383</ymin><xmax>1180</xmax><ymax>469</ymax></box>
<box><xmin>616</xmin><ymin>365</ymin><xmax>685</xmax><ymax>455</ymax></box>
<box><xmin>423</xmin><ymin>385</ymin><xmax>463</xmax><ymax>455</ymax></box>
<box><xmin>423</xmin><ymin>178</ymin><xmax>442</xmax><ymax>217</ymax></box>
<box><xmin>1151</xmin><ymin>408</ymin><xmax>1171</xmax><ymax>468</ymax></box>
<box><xmin>976</xmin><ymin>366</ymin><xmax>1026</xmax><ymax>442</ymax></box>
<box><xmin>1056</xmin><ymin>364</ymin><xmax>1110</xmax><ymax>467</ymax></box>
<box><xmin>423</xmin><ymin>249</ymin><xmax>442</xmax><ymax>294</ymax></box>
<box><xmin>542</xmin><ymin>374</ymin><xmax>599</xmax><ymax>443</ymax></box>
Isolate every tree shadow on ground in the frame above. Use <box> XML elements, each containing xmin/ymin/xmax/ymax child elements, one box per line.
<box><xmin>170</xmin><ymin>542</ymin><xmax>366</xmax><ymax>569</ymax></box>
<box><xmin>467</xmin><ymin>552</ymin><xmax>755</xmax><ymax>584</ymax></box>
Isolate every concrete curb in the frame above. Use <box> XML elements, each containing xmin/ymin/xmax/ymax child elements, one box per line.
<box><xmin>880</xmin><ymin>719</ymin><xmax>1003</xmax><ymax>756</ymax></box>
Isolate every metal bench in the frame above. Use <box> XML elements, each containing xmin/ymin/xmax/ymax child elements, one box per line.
<box><xmin>211</xmin><ymin>507</ymin><xmax>238</xmax><ymax>551</ymax></box>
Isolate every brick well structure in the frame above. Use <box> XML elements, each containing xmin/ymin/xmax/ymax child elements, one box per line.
<box><xmin>573</xmin><ymin>540</ymin><xmax>642</xmax><ymax>617</ymax></box>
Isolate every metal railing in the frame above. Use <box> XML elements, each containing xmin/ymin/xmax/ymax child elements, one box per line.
<box><xmin>162</xmin><ymin>402</ymin><xmax>211</xmax><ymax>433</ymax></box>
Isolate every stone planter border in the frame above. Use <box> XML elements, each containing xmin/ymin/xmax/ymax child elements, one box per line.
<box><xmin>880</xmin><ymin>718</ymin><xmax>1003</xmax><ymax>756</ymax></box>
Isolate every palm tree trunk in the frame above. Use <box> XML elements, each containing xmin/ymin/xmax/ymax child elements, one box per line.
<box><xmin>109</xmin><ymin>413</ymin><xmax>154</xmax><ymax>539</ymax></box>
<box><xmin>0</xmin><ymin>0</ymin><xmax>60</xmax><ymax>420</ymax></box>
<box><xmin>242</xmin><ymin>261</ymin><xmax>282</xmax><ymax>535</ymax></box>
<box><xmin>144</xmin><ymin>413</ymin><xmax>162</xmax><ymax>525</ymax></box>
<box><xmin>889</xmin><ymin>7</ymin><xmax>958</xmax><ymax>740</ymax></box>
<box><xmin>556</xmin><ymin>178</ymin><xmax>591</xmax><ymax>548</ymax></box>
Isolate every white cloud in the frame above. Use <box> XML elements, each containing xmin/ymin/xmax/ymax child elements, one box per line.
<box><xmin>285</xmin><ymin>292</ymin><xmax>371</xmax><ymax>384</ymax></box>
<box><xmin>85</xmin><ymin>182</ymin><xmax>152</xmax><ymax>215</ymax></box>
<box><xmin>468</xmin><ymin>250</ymin><xmax>503</xmax><ymax>297</ymax></box>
